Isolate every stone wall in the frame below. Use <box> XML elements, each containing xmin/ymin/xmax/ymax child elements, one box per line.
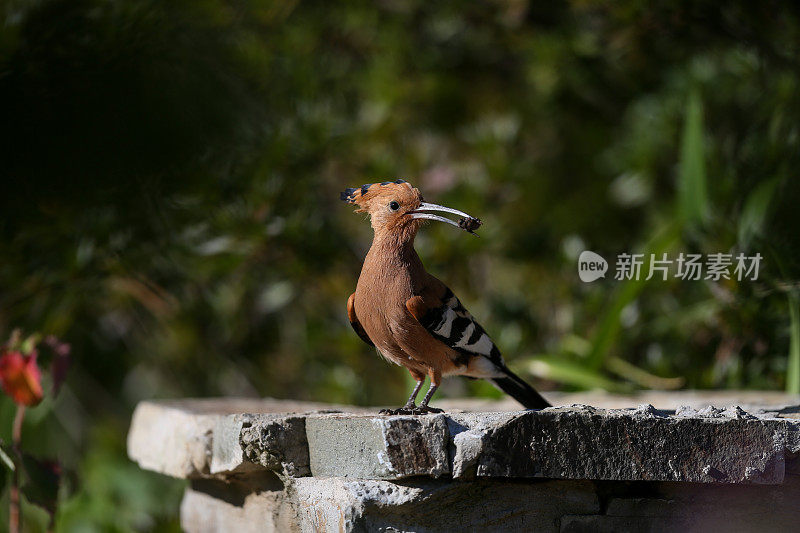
<box><xmin>127</xmin><ymin>392</ymin><xmax>800</xmax><ymax>532</ymax></box>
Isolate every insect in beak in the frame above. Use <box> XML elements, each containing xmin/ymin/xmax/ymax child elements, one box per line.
<box><xmin>407</xmin><ymin>202</ymin><xmax>482</xmax><ymax>236</ymax></box>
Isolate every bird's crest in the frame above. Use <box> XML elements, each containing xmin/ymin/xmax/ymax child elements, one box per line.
<box><xmin>340</xmin><ymin>179</ymin><xmax>413</xmax><ymax>212</ymax></box>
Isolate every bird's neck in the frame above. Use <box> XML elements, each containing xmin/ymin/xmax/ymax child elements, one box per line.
<box><xmin>365</xmin><ymin>232</ymin><xmax>422</xmax><ymax>272</ymax></box>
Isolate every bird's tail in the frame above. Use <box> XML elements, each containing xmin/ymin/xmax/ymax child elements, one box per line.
<box><xmin>491</xmin><ymin>367</ymin><xmax>551</xmax><ymax>409</ymax></box>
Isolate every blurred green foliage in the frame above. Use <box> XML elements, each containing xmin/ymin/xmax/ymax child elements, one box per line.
<box><xmin>1</xmin><ymin>0</ymin><xmax>800</xmax><ymax>529</ymax></box>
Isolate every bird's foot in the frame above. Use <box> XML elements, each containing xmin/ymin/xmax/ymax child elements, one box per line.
<box><xmin>408</xmin><ymin>405</ymin><xmax>443</xmax><ymax>415</ymax></box>
<box><xmin>378</xmin><ymin>404</ymin><xmax>416</xmax><ymax>415</ymax></box>
<box><xmin>379</xmin><ymin>404</ymin><xmax>444</xmax><ymax>416</ymax></box>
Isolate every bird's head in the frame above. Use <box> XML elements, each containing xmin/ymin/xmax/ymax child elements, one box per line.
<box><xmin>340</xmin><ymin>179</ymin><xmax>481</xmax><ymax>241</ymax></box>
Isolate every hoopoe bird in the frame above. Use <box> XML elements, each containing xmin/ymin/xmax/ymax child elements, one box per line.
<box><xmin>341</xmin><ymin>180</ymin><xmax>551</xmax><ymax>414</ymax></box>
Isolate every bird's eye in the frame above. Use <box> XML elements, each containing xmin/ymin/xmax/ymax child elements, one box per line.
<box><xmin>389</xmin><ymin>201</ymin><xmax>400</xmax><ymax>211</ymax></box>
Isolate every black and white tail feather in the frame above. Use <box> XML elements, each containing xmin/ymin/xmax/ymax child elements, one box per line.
<box><xmin>489</xmin><ymin>366</ymin><xmax>551</xmax><ymax>410</ymax></box>
<box><xmin>418</xmin><ymin>287</ymin><xmax>550</xmax><ymax>410</ymax></box>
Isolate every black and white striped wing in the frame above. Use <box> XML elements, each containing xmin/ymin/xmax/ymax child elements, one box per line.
<box><xmin>408</xmin><ymin>285</ymin><xmax>552</xmax><ymax>408</ymax></box>
<box><xmin>415</xmin><ymin>287</ymin><xmax>504</xmax><ymax>368</ymax></box>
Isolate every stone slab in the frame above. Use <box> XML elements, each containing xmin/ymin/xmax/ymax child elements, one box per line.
<box><xmin>180</xmin><ymin>474</ymin><xmax>800</xmax><ymax>533</ymax></box>
<box><xmin>210</xmin><ymin>413</ymin><xmax>310</xmax><ymax>477</ymax></box>
<box><xmin>128</xmin><ymin>394</ymin><xmax>800</xmax><ymax>484</ymax></box>
<box><xmin>179</xmin><ymin>476</ymin><xmax>599</xmax><ymax>533</ymax></box>
<box><xmin>128</xmin><ymin>398</ymin><xmax>356</xmax><ymax>479</ymax></box>
<box><xmin>128</xmin><ymin>401</ymin><xmax>219</xmax><ymax>478</ymax></box>
<box><xmin>291</xmin><ymin>477</ymin><xmax>598</xmax><ymax>533</ymax></box>
<box><xmin>305</xmin><ymin>413</ymin><xmax>450</xmax><ymax>479</ymax></box>
<box><xmin>181</xmin><ymin>478</ymin><xmax>297</xmax><ymax>533</ymax></box>
<box><xmin>471</xmin><ymin>405</ymin><xmax>786</xmax><ymax>484</ymax></box>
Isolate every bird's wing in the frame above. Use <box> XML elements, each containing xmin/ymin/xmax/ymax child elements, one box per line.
<box><xmin>406</xmin><ymin>282</ymin><xmax>552</xmax><ymax>409</ymax></box>
<box><xmin>347</xmin><ymin>293</ymin><xmax>374</xmax><ymax>347</ymax></box>
<box><xmin>405</xmin><ymin>284</ymin><xmax>504</xmax><ymax>369</ymax></box>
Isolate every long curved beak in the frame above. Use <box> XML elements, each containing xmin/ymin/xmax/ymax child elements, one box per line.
<box><xmin>407</xmin><ymin>202</ymin><xmax>481</xmax><ymax>235</ymax></box>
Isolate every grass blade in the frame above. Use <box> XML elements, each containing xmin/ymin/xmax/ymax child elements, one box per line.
<box><xmin>738</xmin><ymin>177</ymin><xmax>778</xmax><ymax>249</ymax></box>
<box><xmin>522</xmin><ymin>355</ymin><xmax>633</xmax><ymax>393</ymax></box>
<box><xmin>677</xmin><ymin>88</ymin><xmax>708</xmax><ymax>225</ymax></box>
<box><xmin>787</xmin><ymin>291</ymin><xmax>800</xmax><ymax>394</ymax></box>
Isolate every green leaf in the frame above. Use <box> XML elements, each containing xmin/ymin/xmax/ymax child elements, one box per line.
<box><xmin>607</xmin><ymin>356</ymin><xmax>684</xmax><ymax>390</ymax></box>
<box><xmin>677</xmin><ymin>88</ymin><xmax>708</xmax><ymax>225</ymax></box>
<box><xmin>787</xmin><ymin>291</ymin><xmax>800</xmax><ymax>395</ymax></box>
<box><xmin>521</xmin><ymin>355</ymin><xmax>633</xmax><ymax>393</ymax></box>
<box><xmin>738</xmin><ymin>177</ymin><xmax>778</xmax><ymax>249</ymax></box>
<box><xmin>767</xmin><ymin>245</ymin><xmax>800</xmax><ymax>394</ymax></box>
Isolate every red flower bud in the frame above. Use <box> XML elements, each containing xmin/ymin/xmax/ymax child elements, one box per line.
<box><xmin>0</xmin><ymin>349</ymin><xmax>44</xmax><ymax>406</ymax></box>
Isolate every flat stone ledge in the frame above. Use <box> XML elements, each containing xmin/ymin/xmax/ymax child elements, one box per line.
<box><xmin>128</xmin><ymin>398</ymin><xmax>362</xmax><ymax>479</ymax></box>
<box><xmin>456</xmin><ymin>405</ymin><xmax>785</xmax><ymax>483</ymax></box>
<box><xmin>128</xmin><ymin>392</ymin><xmax>800</xmax><ymax>485</ymax></box>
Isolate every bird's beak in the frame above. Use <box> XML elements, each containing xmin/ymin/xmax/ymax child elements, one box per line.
<box><xmin>407</xmin><ymin>202</ymin><xmax>482</xmax><ymax>235</ymax></box>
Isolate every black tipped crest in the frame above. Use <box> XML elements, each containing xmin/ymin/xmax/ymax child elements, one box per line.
<box><xmin>339</xmin><ymin>179</ymin><xmax>410</xmax><ymax>205</ymax></box>
<box><xmin>340</xmin><ymin>187</ymin><xmax>359</xmax><ymax>203</ymax></box>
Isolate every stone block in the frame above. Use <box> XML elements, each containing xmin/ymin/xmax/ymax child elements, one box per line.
<box><xmin>129</xmin><ymin>398</ymin><xmax>346</xmax><ymax>478</ymax></box>
<box><xmin>476</xmin><ymin>406</ymin><xmax>786</xmax><ymax>484</ymax></box>
<box><xmin>180</xmin><ymin>475</ymin><xmax>297</xmax><ymax>533</ymax></box>
<box><xmin>128</xmin><ymin>401</ymin><xmax>219</xmax><ymax>478</ymax></box>
<box><xmin>237</xmin><ymin>414</ymin><xmax>310</xmax><ymax>477</ymax></box>
<box><xmin>290</xmin><ymin>477</ymin><xmax>599</xmax><ymax>533</ymax></box>
<box><xmin>305</xmin><ymin>414</ymin><xmax>450</xmax><ymax>479</ymax></box>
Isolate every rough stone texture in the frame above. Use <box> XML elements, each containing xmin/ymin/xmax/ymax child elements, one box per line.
<box><xmin>178</xmin><ymin>474</ymin><xmax>800</xmax><ymax>532</ymax></box>
<box><xmin>129</xmin><ymin>398</ymin><xmax>355</xmax><ymax>479</ymax></box>
<box><xmin>180</xmin><ymin>476</ymin><xmax>599</xmax><ymax>533</ymax></box>
<box><xmin>129</xmin><ymin>395</ymin><xmax>800</xmax><ymax>484</ymax></box>
<box><xmin>178</xmin><ymin>475</ymin><xmax>800</xmax><ymax>533</ymax></box>
<box><xmin>238</xmin><ymin>414</ymin><xmax>310</xmax><ymax>477</ymax></box>
<box><xmin>208</xmin><ymin>413</ymin><xmax>310</xmax><ymax>477</ymax></box>
<box><xmin>305</xmin><ymin>413</ymin><xmax>450</xmax><ymax>479</ymax></box>
<box><xmin>291</xmin><ymin>477</ymin><xmax>598</xmax><ymax>533</ymax></box>
<box><xmin>474</xmin><ymin>405</ymin><xmax>786</xmax><ymax>483</ymax></box>
<box><xmin>446</xmin><ymin>412</ymin><xmax>519</xmax><ymax>479</ymax></box>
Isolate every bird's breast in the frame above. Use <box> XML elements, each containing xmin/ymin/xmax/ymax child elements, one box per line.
<box><xmin>355</xmin><ymin>275</ymin><xmax>410</xmax><ymax>334</ymax></box>
<box><xmin>353</xmin><ymin>258</ymin><xmax>418</xmax><ymax>355</ymax></box>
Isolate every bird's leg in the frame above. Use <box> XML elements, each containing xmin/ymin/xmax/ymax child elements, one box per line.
<box><xmin>403</xmin><ymin>379</ymin><xmax>424</xmax><ymax>409</ymax></box>
<box><xmin>379</xmin><ymin>371</ymin><xmax>425</xmax><ymax>415</ymax></box>
<box><xmin>410</xmin><ymin>370</ymin><xmax>444</xmax><ymax>415</ymax></box>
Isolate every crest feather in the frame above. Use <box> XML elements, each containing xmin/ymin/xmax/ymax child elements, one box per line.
<box><xmin>339</xmin><ymin>179</ymin><xmax>408</xmax><ymax>212</ymax></box>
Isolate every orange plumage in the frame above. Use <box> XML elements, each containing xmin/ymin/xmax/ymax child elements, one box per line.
<box><xmin>342</xmin><ymin>180</ymin><xmax>550</xmax><ymax>414</ymax></box>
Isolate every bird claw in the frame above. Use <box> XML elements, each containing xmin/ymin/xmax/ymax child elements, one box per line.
<box><xmin>378</xmin><ymin>405</ymin><xmax>443</xmax><ymax>416</ymax></box>
<box><xmin>410</xmin><ymin>406</ymin><xmax>443</xmax><ymax>415</ymax></box>
<box><xmin>378</xmin><ymin>406</ymin><xmax>414</xmax><ymax>415</ymax></box>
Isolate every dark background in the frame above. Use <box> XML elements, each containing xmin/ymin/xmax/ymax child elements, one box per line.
<box><xmin>1</xmin><ymin>1</ymin><xmax>799</xmax><ymax>529</ymax></box>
